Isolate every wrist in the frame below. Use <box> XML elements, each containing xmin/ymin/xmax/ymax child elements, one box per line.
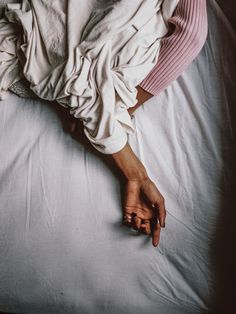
<box><xmin>128</xmin><ymin>86</ymin><xmax>153</xmax><ymax>116</ymax></box>
<box><xmin>124</xmin><ymin>163</ymin><xmax>148</xmax><ymax>181</ymax></box>
<box><xmin>136</xmin><ymin>85</ymin><xmax>153</xmax><ymax>105</ymax></box>
<box><xmin>111</xmin><ymin>143</ymin><xmax>148</xmax><ymax>181</ymax></box>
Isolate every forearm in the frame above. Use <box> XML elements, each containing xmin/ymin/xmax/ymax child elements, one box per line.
<box><xmin>111</xmin><ymin>142</ymin><xmax>148</xmax><ymax>181</ymax></box>
<box><xmin>140</xmin><ymin>0</ymin><xmax>208</xmax><ymax>96</ymax></box>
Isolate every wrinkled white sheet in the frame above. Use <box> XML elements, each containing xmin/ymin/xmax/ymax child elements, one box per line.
<box><xmin>0</xmin><ymin>0</ymin><xmax>236</xmax><ymax>313</ymax></box>
<box><xmin>0</xmin><ymin>0</ymin><xmax>178</xmax><ymax>154</ymax></box>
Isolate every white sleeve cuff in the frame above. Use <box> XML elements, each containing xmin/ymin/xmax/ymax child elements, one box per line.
<box><xmin>83</xmin><ymin>120</ymin><xmax>129</xmax><ymax>154</ymax></box>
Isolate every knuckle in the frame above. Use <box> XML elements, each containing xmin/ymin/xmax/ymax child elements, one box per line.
<box><xmin>155</xmin><ymin>197</ymin><xmax>165</xmax><ymax>206</ymax></box>
<box><xmin>160</xmin><ymin>196</ymin><xmax>165</xmax><ymax>204</ymax></box>
<box><xmin>124</xmin><ymin>208</ymin><xmax>131</xmax><ymax>214</ymax></box>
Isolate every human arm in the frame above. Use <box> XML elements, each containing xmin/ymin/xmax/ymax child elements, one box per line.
<box><xmin>112</xmin><ymin>0</ymin><xmax>208</xmax><ymax>242</ymax></box>
<box><xmin>129</xmin><ymin>0</ymin><xmax>208</xmax><ymax>115</ymax></box>
<box><xmin>111</xmin><ymin>143</ymin><xmax>166</xmax><ymax>247</ymax></box>
<box><xmin>140</xmin><ymin>0</ymin><xmax>208</xmax><ymax>95</ymax></box>
<box><xmin>64</xmin><ymin>0</ymin><xmax>208</xmax><ymax>247</ymax></box>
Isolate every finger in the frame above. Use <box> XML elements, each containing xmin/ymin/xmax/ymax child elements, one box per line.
<box><xmin>151</xmin><ymin>219</ymin><xmax>161</xmax><ymax>247</ymax></box>
<box><xmin>145</xmin><ymin>221</ymin><xmax>151</xmax><ymax>235</ymax></box>
<box><xmin>140</xmin><ymin>223</ymin><xmax>151</xmax><ymax>235</ymax></box>
<box><xmin>140</xmin><ymin>221</ymin><xmax>151</xmax><ymax>235</ymax></box>
<box><xmin>134</xmin><ymin>209</ymin><xmax>146</xmax><ymax>220</ymax></box>
<box><xmin>125</xmin><ymin>206</ymin><xmax>139</xmax><ymax>215</ymax></box>
<box><xmin>130</xmin><ymin>213</ymin><xmax>139</xmax><ymax>230</ymax></box>
<box><xmin>123</xmin><ymin>212</ymin><xmax>135</xmax><ymax>228</ymax></box>
<box><xmin>125</xmin><ymin>206</ymin><xmax>146</xmax><ymax>220</ymax></box>
<box><xmin>141</xmin><ymin>180</ymin><xmax>165</xmax><ymax>224</ymax></box>
<box><xmin>155</xmin><ymin>200</ymin><xmax>166</xmax><ymax>228</ymax></box>
<box><xmin>134</xmin><ymin>216</ymin><xmax>142</xmax><ymax>229</ymax></box>
<box><xmin>123</xmin><ymin>213</ymin><xmax>132</xmax><ymax>225</ymax></box>
<box><xmin>140</xmin><ymin>200</ymin><xmax>153</xmax><ymax>220</ymax></box>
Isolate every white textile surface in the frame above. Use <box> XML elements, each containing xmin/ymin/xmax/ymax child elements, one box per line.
<box><xmin>0</xmin><ymin>0</ymin><xmax>235</xmax><ymax>313</ymax></box>
<box><xmin>0</xmin><ymin>0</ymin><xmax>178</xmax><ymax>154</ymax></box>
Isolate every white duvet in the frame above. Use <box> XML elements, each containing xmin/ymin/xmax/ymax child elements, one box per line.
<box><xmin>0</xmin><ymin>1</ymin><xmax>235</xmax><ymax>313</ymax></box>
<box><xmin>0</xmin><ymin>0</ymin><xmax>178</xmax><ymax>153</ymax></box>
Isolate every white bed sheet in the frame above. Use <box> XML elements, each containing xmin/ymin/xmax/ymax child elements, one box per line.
<box><xmin>0</xmin><ymin>1</ymin><xmax>235</xmax><ymax>313</ymax></box>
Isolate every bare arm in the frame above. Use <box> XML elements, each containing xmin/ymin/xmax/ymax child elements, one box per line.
<box><xmin>111</xmin><ymin>143</ymin><xmax>166</xmax><ymax>247</ymax></box>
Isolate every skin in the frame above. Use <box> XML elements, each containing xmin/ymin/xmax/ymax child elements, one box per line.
<box><xmin>67</xmin><ymin>86</ymin><xmax>165</xmax><ymax>247</ymax></box>
<box><xmin>112</xmin><ymin>143</ymin><xmax>166</xmax><ymax>247</ymax></box>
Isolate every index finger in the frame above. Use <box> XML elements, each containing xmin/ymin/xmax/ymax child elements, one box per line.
<box><xmin>154</xmin><ymin>200</ymin><xmax>166</xmax><ymax>228</ymax></box>
<box><xmin>151</xmin><ymin>217</ymin><xmax>161</xmax><ymax>247</ymax></box>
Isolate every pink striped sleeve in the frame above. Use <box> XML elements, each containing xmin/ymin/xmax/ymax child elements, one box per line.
<box><xmin>139</xmin><ymin>0</ymin><xmax>208</xmax><ymax>96</ymax></box>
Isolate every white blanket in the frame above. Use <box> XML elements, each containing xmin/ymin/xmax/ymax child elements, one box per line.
<box><xmin>0</xmin><ymin>0</ymin><xmax>178</xmax><ymax>153</ymax></box>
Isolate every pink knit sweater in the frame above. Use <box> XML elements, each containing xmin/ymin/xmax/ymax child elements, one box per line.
<box><xmin>140</xmin><ymin>0</ymin><xmax>208</xmax><ymax>95</ymax></box>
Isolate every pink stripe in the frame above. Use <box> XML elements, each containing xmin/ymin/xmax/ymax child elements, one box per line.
<box><xmin>140</xmin><ymin>0</ymin><xmax>208</xmax><ymax>95</ymax></box>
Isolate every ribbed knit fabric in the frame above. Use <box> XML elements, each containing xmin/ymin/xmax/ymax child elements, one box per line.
<box><xmin>140</xmin><ymin>0</ymin><xmax>208</xmax><ymax>96</ymax></box>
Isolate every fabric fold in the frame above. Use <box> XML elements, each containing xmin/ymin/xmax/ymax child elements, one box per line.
<box><xmin>0</xmin><ymin>0</ymin><xmax>179</xmax><ymax>153</ymax></box>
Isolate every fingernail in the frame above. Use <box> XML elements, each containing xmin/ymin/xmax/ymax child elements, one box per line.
<box><xmin>161</xmin><ymin>219</ymin><xmax>165</xmax><ymax>228</ymax></box>
<box><xmin>152</xmin><ymin>239</ymin><xmax>158</xmax><ymax>247</ymax></box>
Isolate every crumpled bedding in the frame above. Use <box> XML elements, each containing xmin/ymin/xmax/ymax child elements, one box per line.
<box><xmin>0</xmin><ymin>0</ymin><xmax>178</xmax><ymax>153</ymax></box>
<box><xmin>0</xmin><ymin>0</ymin><xmax>236</xmax><ymax>314</ymax></box>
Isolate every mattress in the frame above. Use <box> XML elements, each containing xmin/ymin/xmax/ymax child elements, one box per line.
<box><xmin>0</xmin><ymin>0</ymin><xmax>236</xmax><ymax>313</ymax></box>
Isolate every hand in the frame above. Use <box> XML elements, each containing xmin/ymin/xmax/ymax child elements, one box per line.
<box><xmin>123</xmin><ymin>178</ymin><xmax>166</xmax><ymax>247</ymax></box>
<box><xmin>112</xmin><ymin>143</ymin><xmax>166</xmax><ymax>247</ymax></box>
<box><xmin>128</xmin><ymin>85</ymin><xmax>153</xmax><ymax>115</ymax></box>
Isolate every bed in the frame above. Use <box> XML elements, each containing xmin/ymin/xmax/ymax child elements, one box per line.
<box><xmin>0</xmin><ymin>0</ymin><xmax>235</xmax><ymax>313</ymax></box>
